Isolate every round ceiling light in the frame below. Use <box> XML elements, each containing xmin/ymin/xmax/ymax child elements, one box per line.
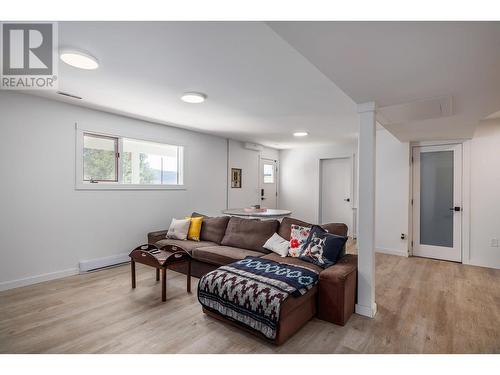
<box><xmin>181</xmin><ymin>92</ymin><xmax>207</xmax><ymax>104</ymax></box>
<box><xmin>60</xmin><ymin>49</ymin><xmax>99</xmax><ymax>70</ymax></box>
<box><xmin>293</xmin><ymin>131</ymin><xmax>309</xmax><ymax>137</ymax></box>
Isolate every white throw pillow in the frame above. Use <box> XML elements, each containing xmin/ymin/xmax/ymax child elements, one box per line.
<box><xmin>166</xmin><ymin>218</ymin><xmax>191</xmax><ymax>240</ymax></box>
<box><xmin>263</xmin><ymin>233</ymin><xmax>290</xmax><ymax>257</ymax></box>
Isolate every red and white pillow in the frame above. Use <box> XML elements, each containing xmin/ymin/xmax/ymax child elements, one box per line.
<box><xmin>288</xmin><ymin>224</ymin><xmax>311</xmax><ymax>257</ymax></box>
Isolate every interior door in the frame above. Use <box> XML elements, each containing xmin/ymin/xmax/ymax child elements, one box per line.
<box><xmin>259</xmin><ymin>158</ymin><xmax>278</xmax><ymax>209</ymax></box>
<box><xmin>320</xmin><ymin>158</ymin><xmax>352</xmax><ymax>235</ymax></box>
<box><xmin>412</xmin><ymin>144</ymin><xmax>462</xmax><ymax>262</ymax></box>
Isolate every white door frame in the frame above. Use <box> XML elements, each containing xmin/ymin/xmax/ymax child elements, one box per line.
<box><xmin>258</xmin><ymin>156</ymin><xmax>279</xmax><ymax>209</ymax></box>
<box><xmin>318</xmin><ymin>156</ymin><xmax>355</xmax><ymax>234</ymax></box>
<box><xmin>409</xmin><ymin>140</ymin><xmax>471</xmax><ymax>264</ymax></box>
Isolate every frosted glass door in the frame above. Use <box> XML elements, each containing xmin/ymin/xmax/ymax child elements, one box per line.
<box><xmin>412</xmin><ymin>144</ymin><xmax>462</xmax><ymax>262</ymax></box>
<box><xmin>419</xmin><ymin>151</ymin><xmax>454</xmax><ymax>247</ymax></box>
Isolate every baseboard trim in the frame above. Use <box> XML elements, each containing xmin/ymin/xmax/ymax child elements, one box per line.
<box><xmin>0</xmin><ymin>252</ymin><xmax>131</xmax><ymax>292</ymax></box>
<box><xmin>79</xmin><ymin>253</ymin><xmax>130</xmax><ymax>272</ymax></box>
<box><xmin>0</xmin><ymin>268</ymin><xmax>79</xmax><ymax>292</ymax></box>
<box><xmin>463</xmin><ymin>258</ymin><xmax>500</xmax><ymax>270</ymax></box>
<box><xmin>376</xmin><ymin>247</ymin><xmax>408</xmax><ymax>257</ymax></box>
<box><xmin>355</xmin><ymin>302</ymin><xmax>378</xmax><ymax>318</ymax></box>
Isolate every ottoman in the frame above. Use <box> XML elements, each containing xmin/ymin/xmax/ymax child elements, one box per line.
<box><xmin>201</xmin><ymin>254</ymin><xmax>323</xmax><ymax>345</ymax></box>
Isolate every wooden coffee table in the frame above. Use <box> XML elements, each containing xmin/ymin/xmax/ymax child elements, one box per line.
<box><xmin>129</xmin><ymin>244</ymin><xmax>192</xmax><ymax>301</ymax></box>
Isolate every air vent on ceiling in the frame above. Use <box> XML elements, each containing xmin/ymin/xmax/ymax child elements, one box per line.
<box><xmin>377</xmin><ymin>96</ymin><xmax>453</xmax><ymax>125</ymax></box>
<box><xmin>244</xmin><ymin>142</ymin><xmax>264</xmax><ymax>152</ymax></box>
<box><xmin>57</xmin><ymin>91</ymin><xmax>82</xmax><ymax>100</ymax></box>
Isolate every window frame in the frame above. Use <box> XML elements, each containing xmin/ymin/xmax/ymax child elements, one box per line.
<box><xmin>76</xmin><ymin>127</ymin><xmax>186</xmax><ymax>190</ymax></box>
<box><xmin>82</xmin><ymin>132</ymin><xmax>119</xmax><ymax>183</ymax></box>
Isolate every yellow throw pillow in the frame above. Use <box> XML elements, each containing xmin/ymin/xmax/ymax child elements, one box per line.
<box><xmin>185</xmin><ymin>216</ymin><xmax>203</xmax><ymax>241</ymax></box>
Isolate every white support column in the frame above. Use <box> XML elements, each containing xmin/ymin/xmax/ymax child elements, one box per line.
<box><xmin>356</xmin><ymin>101</ymin><xmax>377</xmax><ymax>318</ymax></box>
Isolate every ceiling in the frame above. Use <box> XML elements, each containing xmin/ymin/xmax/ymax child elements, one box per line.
<box><xmin>269</xmin><ymin>21</ymin><xmax>500</xmax><ymax>141</ymax></box>
<box><xmin>32</xmin><ymin>21</ymin><xmax>358</xmax><ymax>149</ymax></box>
<box><xmin>31</xmin><ymin>21</ymin><xmax>500</xmax><ymax>146</ymax></box>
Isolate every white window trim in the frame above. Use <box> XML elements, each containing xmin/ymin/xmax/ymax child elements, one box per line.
<box><xmin>75</xmin><ymin>125</ymin><xmax>186</xmax><ymax>191</ymax></box>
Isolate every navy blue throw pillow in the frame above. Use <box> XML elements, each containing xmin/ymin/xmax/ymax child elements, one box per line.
<box><xmin>299</xmin><ymin>226</ymin><xmax>348</xmax><ymax>268</ymax></box>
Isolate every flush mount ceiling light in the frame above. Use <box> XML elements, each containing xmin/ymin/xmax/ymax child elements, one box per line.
<box><xmin>60</xmin><ymin>49</ymin><xmax>99</xmax><ymax>70</ymax></box>
<box><xmin>181</xmin><ymin>92</ymin><xmax>207</xmax><ymax>104</ymax></box>
<box><xmin>293</xmin><ymin>131</ymin><xmax>309</xmax><ymax>137</ymax></box>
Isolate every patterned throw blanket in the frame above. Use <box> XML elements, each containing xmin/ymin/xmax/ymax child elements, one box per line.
<box><xmin>197</xmin><ymin>256</ymin><xmax>319</xmax><ymax>340</ymax></box>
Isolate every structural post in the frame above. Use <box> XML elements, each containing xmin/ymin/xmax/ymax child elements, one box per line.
<box><xmin>356</xmin><ymin>101</ymin><xmax>377</xmax><ymax>318</ymax></box>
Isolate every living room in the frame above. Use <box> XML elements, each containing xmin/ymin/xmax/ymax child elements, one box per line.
<box><xmin>1</xmin><ymin>1</ymin><xmax>500</xmax><ymax>373</ymax></box>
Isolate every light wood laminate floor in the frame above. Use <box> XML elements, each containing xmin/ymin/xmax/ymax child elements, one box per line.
<box><xmin>1</xmin><ymin>253</ymin><xmax>499</xmax><ymax>353</ymax></box>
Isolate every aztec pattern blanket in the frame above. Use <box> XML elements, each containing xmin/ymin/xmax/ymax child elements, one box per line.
<box><xmin>197</xmin><ymin>256</ymin><xmax>319</xmax><ymax>340</ymax></box>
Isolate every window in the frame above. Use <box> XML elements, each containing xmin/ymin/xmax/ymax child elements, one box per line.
<box><xmin>77</xmin><ymin>130</ymin><xmax>184</xmax><ymax>189</ymax></box>
<box><xmin>122</xmin><ymin>138</ymin><xmax>181</xmax><ymax>185</ymax></box>
<box><xmin>263</xmin><ymin>163</ymin><xmax>274</xmax><ymax>183</ymax></box>
<box><xmin>83</xmin><ymin>133</ymin><xmax>118</xmax><ymax>182</ymax></box>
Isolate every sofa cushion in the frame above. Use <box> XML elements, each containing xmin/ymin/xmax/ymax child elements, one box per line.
<box><xmin>278</xmin><ymin>217</ymin><xmax>312</xmax><ymax>241</ymax></box>
<box><xmin>186</xmin><ymin>216</ymin><xmax>203</xmax><ymax>241</ymax></box>
<box><xmin>192</xmin><ymin>245</ymin><xmax>264</xmax><ymax>266</ymax></box>
<box><xmin>166</xmin><ymin>218</ymin><xmax>191</xmax><ymax>240</ymax></box>
<box><xmin>320</xmin><ymin>222</ymin><xmax>348</xmax><ymax>237</ymax></box>
<box><xmin>278</xmin><ymin>217</ymin><xmax>348</xmax><ymax>240</ymax></box>
<box><xmin>299</xmin><ymin>226</ymin><xmax>348</xmax><ymax>268</ymax></box>
<box><xmin>263</xmin><ymin>232</ymin><xmax>289</xmax><ymax>257</ymax></box>
<box><xmin>200</xmin><ymin>216</ymin><xmax>230</xmax><ymax>244</ymax></box>
<box><xmin>288</xmin><ymin>224</ymin><xmax>312</xmax><ymax>257</ymax></box>
<box><xmin>154</xmin><ymin>239</ymin><xmax>217</xmax><ymax>254</ymax></box>
<box><xmin>220</xmin><ymin>217</ymin><xmax>279</xmax><ymax>253</ymax></box>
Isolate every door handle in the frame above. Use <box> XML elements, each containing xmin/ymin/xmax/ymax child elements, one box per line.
<box><xmin>449</xmin><ymin>206</ymin><xmax>461</xmax><ymax>212</ymax></box>
<box><xmin>344</xmin><ymin>198</ymin><xmax>350</xmax><ymax>202</ymax></box>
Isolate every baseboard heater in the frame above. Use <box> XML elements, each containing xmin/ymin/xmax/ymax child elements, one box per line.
<box><xmin>79</xmin><ymin>253</ymin><xmax>130</xmax><ymax>272</ymax></box>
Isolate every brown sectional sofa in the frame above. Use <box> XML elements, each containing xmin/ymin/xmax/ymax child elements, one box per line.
<box><xmin>147</xmin><ymin>215</ymin><xmax>357</xmax><ymax>345</ymax></box>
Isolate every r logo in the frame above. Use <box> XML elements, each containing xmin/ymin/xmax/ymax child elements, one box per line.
<box><xmin>2</xmin><ymin>23</ymin><xmax>53</xmax><ymax>76</ymax></box>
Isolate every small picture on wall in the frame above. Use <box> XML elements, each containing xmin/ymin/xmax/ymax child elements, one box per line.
<box><xmin>231</xmin><ymin>168</ymin><xmax>242</xmax><ymax>188</ymax></box>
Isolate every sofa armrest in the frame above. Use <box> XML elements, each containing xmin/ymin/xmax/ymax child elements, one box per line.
<box><xmin>320</xmin><ymin>254</ymin><xmax>357</xmax><ymax>281</ymax></box>
<box><xmin>147</xmin><ymin>229</ymin><xmax>168</xmax><ymax>245</ymax></box>
<box><xmin>317</xmin><ymin>254</ymin><xmax>357</xmax><ymax>325</ymax></box>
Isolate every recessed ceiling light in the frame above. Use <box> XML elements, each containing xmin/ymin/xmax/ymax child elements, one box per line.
<box><xmin>181</xmin><ymin>92</ymin><xmax>206</xmax><ymax>104</ymax></box>
<box><xmin>60</xmin><ymin>49</ymin><xmax>99</xmax><ymax>70</ymax></box>
<box><xmin>293</xmin><ymin>131</ymin><xmax>309</xmax><ymax>137</ymax></box>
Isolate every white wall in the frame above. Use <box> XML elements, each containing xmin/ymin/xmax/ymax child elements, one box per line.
<box><xmin>375</xmin><ymin>129</ymin><xmax>410</xmax><ymax>256</ymax></box>
<box><xmin>279</xmin><ymin>142</ymin><xmax>357</xmax><ymax>225</ymax></box>
<box><xmin>0</xmin><ymin>92</ymin><xmax>228</xmax><ymax>289</ymax></box>
<box><xmin>469</xmin><ymin>119</ymin><xmax>500</xmax><ymax>269</ymax></box>
<box><xmin>279</xmin><ymin>129</ymin><xmax>410</xmax><ymax>257</ymax></box>
<box><xmin>227</xmin><ymin>140</ymin><xmax>278</xmax><ymax>208</ymax></box>
<box><xmin>279</xmin><ymin>123</ymin><xmax>500</xmax><ymax>269</ymax></box>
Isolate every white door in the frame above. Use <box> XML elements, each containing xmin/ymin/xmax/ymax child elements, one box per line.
<box><xmin>320</xmin><ymin>158</ymin><xmax>352</xmax><ymax>235</ymax></box>
<box><xmin>259</xmin><ymin>158</ymin><xmax>278</xmax><ymax>209</ymax></box>
<box><xmin>412</xmin><ymin>144</ymin><xmax>462</xmax><ymax>262</ymax></box>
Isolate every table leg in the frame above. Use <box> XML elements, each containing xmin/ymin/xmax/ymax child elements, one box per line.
<box><xmin>162</xmin><ymin>268</ymin><xmax>167</xmax><ymax>302</ymax></box>
<box><xmin>131</xmin><ymin>260</ymin><xmax>136</xmax><ymax>289</ymax></box>
<box><xmin>187</xmin><ymin>260</ymin><xmax>191</xmax><ymax>293</ymax></box>
<box><xmin>156</xmin><ymin>268</ymin><xmax>160</xmax><ymax>281</ymax></box>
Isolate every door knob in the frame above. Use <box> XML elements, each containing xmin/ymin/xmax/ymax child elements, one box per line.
<box><xmin>449</xmin><ymin>206</ymin><xmax>461</xmax><ymax>211</ymax></box>
<box><xmin>344</xmin><ymin>198</ymin><xmax>350</xmax><ymax>202</ymax></box>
